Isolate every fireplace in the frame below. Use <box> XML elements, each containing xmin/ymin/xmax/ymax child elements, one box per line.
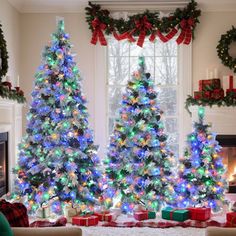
<box><xmin>217</xmin><ymin>135</ymin><xmax>236</xmax><ymax>193</ymax></box>
<box><xmin>0</xmin><ymin>132</ymin><xmax>8</xmax><ymax>197</ymax></box>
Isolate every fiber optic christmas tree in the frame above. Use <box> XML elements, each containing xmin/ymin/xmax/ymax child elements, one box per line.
<box><xmin>103</xmin><ymin>57</ymin><xmax>176</xmax><ymax>213</ymax></box>
<box><xmin>13</xmin><ymin>20</ymin><xmax>102</xmax><ymax>213</ymax></box>
<box><xmin>175</xmin><ymin>107</ymin><xmax>227</xmax><ymax>212</ymax></box>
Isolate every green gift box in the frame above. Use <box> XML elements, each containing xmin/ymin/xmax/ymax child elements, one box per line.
<box><xmin>148</xmin><ymin>211</ymin><xmax>156</xmax><ymax>219</ymax></box>
<box><xmin>162</xmin><ymin>207</ymin><xmax>189</xmax><ymax>222</ymax></box>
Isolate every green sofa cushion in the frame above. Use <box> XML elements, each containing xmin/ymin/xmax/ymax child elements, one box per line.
<box><xmin>0</xmin><ymin>212</ymin><xmax>13</xmax><ymax>236</ymax></box>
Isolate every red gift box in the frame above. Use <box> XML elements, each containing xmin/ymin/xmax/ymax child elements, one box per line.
<box><xmin>188</xmin><ymin>207</ymin><xmax>211</xmax><ymax>221</ymax></box>
<box><xmin>226</xmin><ymin>212</ymin><xmax>236</xmax><ymax>226</ymax></box>
<box><xmin>134</xmin><ymin>211</ymin><xmax>149</xmax><ymax>221</ymax></box>
<box><xmin>211</xmin><ymin>88</ymin><xmax>224</xmax><ymax>100</ymax></box>
<box><xmin>194</xmin><ymin>91</ymin><xmax>211</xmax><ymax>100</ymax></box>
<box><xmin>199</xmin><ymin>79</ymin><xmax>221</xmax><ymax>91</ymax></box>
<box><xmin>72</xmin><ymin>215</ymin><xmax>98</xmax><ymax>226</ymax></box>
<box><xmin>226</xmin><ymin>88</ymin><xmax>236</xmax><ymax>98</ymax></box>
<box><xmin>94</xmin><ymin>211</ymin><xmax>113</xmax><ymax>222</ymax></box>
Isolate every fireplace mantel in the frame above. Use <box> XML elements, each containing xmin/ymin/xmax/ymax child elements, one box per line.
<box><xmin>0</xmin><ymin>98</ymin><xmax>23</xmax><ymax>192</ymax></box>
<box><xmin>190</xmin><ymin>106</ymin><xmax>236</xmax><ymax>135</ymax></box>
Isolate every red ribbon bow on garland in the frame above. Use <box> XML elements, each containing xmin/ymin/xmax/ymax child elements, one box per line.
<box><xmin>149</xmin><ymin>28</ymin><xmax>178</xmax><ymax>43</ymax></box>
<box><xmin>135</xmin><ymin>16</ymin><xmax>152</xmax><ymax>47</ymax></box>
<box><xmin>113</xmin><ymin>16</ymin><xmax>152</xmax><ymax>47</ymax></box>
<box><xmin>90</xmin><ymin>18</ymin><xmax>107</xmax><ymax>46</ymax></box>
<box><xmin>176</xmin><ymin>18</ymin><xmax>195</xmax><ymax>45</ymax></box>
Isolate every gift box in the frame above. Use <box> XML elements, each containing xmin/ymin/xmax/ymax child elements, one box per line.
<box><xmin>211</xmin><ymin>89</ymin><xmax>224</xmax><ymax>100</ymax></box>
<box><xmin>188</xmin><ymin>207</ymin><xmax>211</xmax><ymax>221</ymax></box>
<box><xmin>226</xmin><ymin>212</ymin><xmax>236</xmax><ymax>226</ymax></box>
<box><xmin>199</xmin><ymin>79</ymin><xmax>221</xmax><ymax>91</ymax></box>
<box><xmin>226</xmin><ymin>89</ymin><xmax>236</xmax><ymax>98</ymax></box>
<box><xmin>134</xmin><ymin>211</ymin><xmax>156</xmax><ymax>221</ymax></box>
<box><xmin>194</xmin><ymin>91</ymin><xmax>211</xmax><ymax>100</ymax></box>
<box><xmin>72</xmin><ymin>215</ymin><xmax>98</xmax><ymax>226</ymax></box>
<box><xmin>162</xmin><ymin>207</ymin><xmax>189</xmax><ymax>222</ymax></box>
<box><xmin>94</xmin><ymin>211</ymin><xmax>114</xmax><ymax>222</ymax></box>
<box><xmin>63</xmin><ymin>205</ymin><xmax>78</xmax><ymax>223</ymax></box>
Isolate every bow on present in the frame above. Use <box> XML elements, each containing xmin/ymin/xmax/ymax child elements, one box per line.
<box><xmin>90</xmin><ymin>18</ymin><xmax>107</xmax><ymax>46</ymax></box>
<box><xmin>176</xmin><ymin>18</ymin><xmax>195</xmax><ymax>45</ymax></box>
<box><xmin>113</xmin><ymin>16</ymin><xmax>152</xmax><ymax>47</ymax></box>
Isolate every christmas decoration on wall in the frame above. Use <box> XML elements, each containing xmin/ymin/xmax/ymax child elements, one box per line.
<box><xmin>185</xmin><ymin>76</ymin><xmax>236</xmax><ymax>114</ymax></box>
<box><xmin>175</xmin><ymin>107</ymin><xmax>227</xmax><ymax>212</ymax></box>
<box><xmin>85</xmin><ymin>0</ymin><xmax>201</xmax><ymax>47</ymax></box>
<box><xmin>0</xmin><ymin>23</ymin><xmax>8</xmax><ymax>80</ymax></box>
<box><xmin>0</xmin><ymin>23</ymin><xmax>25</xmax><ymax>103</ymax></box>
<box><xmin>217</xmin><ymin>26</ymin><xmax>236</xmax><ymax>72</ymax></box>
<box><xmin>103</xmin><ymin>56</ymin><xmax>176</xmax><ymax>213</ymax></box>
<box><xmin>13</xmin><ymin>20</ymin><xmax>102</xmax><ymax>213</ymax></box>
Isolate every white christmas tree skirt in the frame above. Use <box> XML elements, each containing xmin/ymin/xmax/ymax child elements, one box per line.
<box><xmin>80</xmin><ymin>226</ymin><xmax>205</xmax><ymax>236</ymax></box>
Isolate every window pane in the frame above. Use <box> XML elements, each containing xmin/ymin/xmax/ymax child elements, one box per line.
<box><xmin>155</xmin><ymin>57</ymin><xmax>177</xmax><ymax>85</ymax></box>
<box><xmin>108</xmin><ymin>57</ymin><xmax>129</xmax><ymax>85</ymax></box>
<box><xmin>157</xmin><ymin>87</ymin><xmax>177</xmax><ymax>116</ymax></box>
<box><xmin>130</xmin><ymin>56</ymin><xmax>154</xmax><ymax>77</ymax></box>
<box><xmin>108</xmin><ymin>40</ymin><xmax>129</xmax><ymax>57</ymax></box>
<box><xmin>108</xmin><ymin>86</ymin><xmax>125</xmax><ymax>115</ymax></box>
<box><xmin>130</xmin><ymin>39</ymin><xmax>154</xmax><ymax>56</ymax></box>
<box><xmin>155</xmin><ymin>39</ymin><xmax>177</xmax><ymax>57</ymax></box>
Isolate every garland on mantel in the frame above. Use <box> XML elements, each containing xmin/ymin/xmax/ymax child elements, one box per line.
<box><xmin>85</xmin><ymin>0</ymin><xmax>201</xmax><ymax>47</ymax></box>
<box><xmin>0</xmin><ymin>84</ymin><xmax>26</xmax><ymax>103</ymax></box>
<box><xmin>185</xmin><ymin>93</ymin><xmax>236</xmax><ymax>115</ymax></box>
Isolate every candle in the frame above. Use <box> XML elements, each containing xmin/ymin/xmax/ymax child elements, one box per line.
<box><xmin>17</xmin><ymin>75</ymin><xmax>20</xmax><ymax>87</ymax></box>
<box><xmin>214</xmin><ymin>68</ymin><xmax>218</xmax><ymax>78</ymax></box>
<box><xmin>209</xmin><ymin>71</ymin><xmax>213</xmax><ymax>79</ymax></box>
<box><xmin>206</xmin><ymin>68</ymin><xmax>209</xmax><ymax>80</ymax></box>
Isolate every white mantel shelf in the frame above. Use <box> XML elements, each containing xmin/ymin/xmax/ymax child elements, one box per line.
<box><xmin>0</xmin><ymin>98</ymin><xmax>23</xmax><ymax>192</ymax></box>
<box><xmin>190</xmin><ymin>105</ymin><xmax>236</xmax><ymax>135</ymax></box>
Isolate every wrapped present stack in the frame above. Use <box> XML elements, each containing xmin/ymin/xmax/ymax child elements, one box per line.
<box><xmin>194</xmin><ymin>78</ymin><xmax>224</xmax><ymax>100</ymax></box>
<box><xmin>222</xmin><ymin>75</ymin><xmax>236</xmax><ymax>98</ymax></box>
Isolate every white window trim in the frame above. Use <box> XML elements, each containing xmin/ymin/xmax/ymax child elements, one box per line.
<box><xmin>94</xmin><ymin>42</ymin><xmax>192</xmax><ymax>159</ymax></box>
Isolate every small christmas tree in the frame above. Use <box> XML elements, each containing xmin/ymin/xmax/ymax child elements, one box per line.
<box><xmin>103</xmin><ymin>57</ymin><xmax>175</xmax><ymax>213</ymax></box>
<box><xmin>13</xmin><ymin>20</ymin><xmax>102</xmax><ymax>213</ymax></box>
<box><xmin>175</xmin><ymin>107</ymin><xmax>227</xmax><ymax>211</ymax></box>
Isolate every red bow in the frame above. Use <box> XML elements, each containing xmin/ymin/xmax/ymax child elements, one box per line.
<box><xmin>90</xmin><ymin>18</ymin><xmax>107</xmax><ymax>46</ymax></box>
<box><xmin>176</xmin><ymin>18</ymin><xmax>195</xmax><ymax>45</ymax></box>
<box><xmin>135</xmin><ymin>16</ymin><xmax>152</xmax><ymax>47</ymax></box>
<box><xmin>149</xmin><ymin>28</ymin><xmax>178</xmax><ymax>43</ymax></box>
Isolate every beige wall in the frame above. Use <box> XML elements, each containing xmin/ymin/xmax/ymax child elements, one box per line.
<box><xmin>193</xmin><ymin>11</ymin><xmax>236</xmax><ymax>91</ymax></box>
<box><xmin>19</xmin><ymin>13</ymin><xmax>95</xmax><ymax>131</ymax></box>
<box><xmin>0</xmin><ymin>0</ymin><xmax>20</xmax><ymax>85</ymax></box>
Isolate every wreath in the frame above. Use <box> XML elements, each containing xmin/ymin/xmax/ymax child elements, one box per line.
<box><xmin>217</xmin><ymin>26</ymin><xmax>236</xmax><ymax>73</ymax></box>
<box><xmin>0</xmin><ymin>23</ymin><xmax>8</xmax><ymax>80</ymax></box>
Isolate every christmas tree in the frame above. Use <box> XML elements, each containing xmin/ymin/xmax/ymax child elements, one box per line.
<box><xmin>175</xmin><ymin>107</ymin><xmax>227</xmax><ymax>211</ymax></box>
<box><xmin>103</xmin><ymin>57</ymin><xmax>176</xmax><ymax>213</ymax></box>
<box><xmin>13</xmin><ymin>20</ymin><xmax>102</xmax><ymax>213</ymax></box>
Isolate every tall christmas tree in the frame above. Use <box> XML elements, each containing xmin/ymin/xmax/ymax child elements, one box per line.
<box><xmin>103</xmin><ymin>57</ymin><xmax>175</xmax><ymax>213</ymax></box>
<box><xmin>175</xmin><ymin>107</ymin><xmax>227</xmax><ymax>211</ymax></box>
<box><xmin>13</xmin><ymin>20</ymin><xmax>102</xmax><ymax>212</ymax></box>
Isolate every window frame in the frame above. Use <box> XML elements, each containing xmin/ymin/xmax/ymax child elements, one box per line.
<box><xmin>94</xmin><ymin>40</ymin><xmax>192</xmax><ymax>159</ymax></box>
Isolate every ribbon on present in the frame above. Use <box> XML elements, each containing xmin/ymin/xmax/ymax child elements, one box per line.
<box><xmin>176</xmin><ymin>18</ymin><xmax>195</xmax><ymax>45</ymax></box>
<box><xmin>90</xmin><ymin>18</ymin><xmax>107</xmax><ymax>46</ymax></box>
<box><xmin>135</xmin><ymin>16</ymin><xmax>152</xmax><ymax>47</ymax></box>
<box><xmin>169</xmin><ymin>208</ymin><xmax>178</xmax><ymax>220</ymax></box>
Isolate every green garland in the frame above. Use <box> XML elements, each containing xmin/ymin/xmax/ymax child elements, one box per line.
<box><xmin>0</xmin><ymin>23</ymin><xmax>9</xmax><ymax>80</ymax></box>
<box><xmin>0</xmin><ymin>84</ymin><xmax>26</xmax><ymax>103</ymax></box>
<box><xmin>85</xmin><ymin>0</ymin><xmax>201</xmax><ymax>40</ymax></box>
<box><xmin>217</xmin><ymin>26</ymin><xmax>236</xmax><ymax>72</ymax></box>
<box><xmin>185</xmin><ymin>93</ymin><xmax>236</xmax><ymax>114</ymax></box>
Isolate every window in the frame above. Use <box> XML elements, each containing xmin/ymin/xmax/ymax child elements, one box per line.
<box><xmin>94</xmin><ymin>37</ymin><xmax>192</xmax><ymax>159</ymax></box>
<box><xmin>106</xmin><ymin>37</ymin><xmax>189</xmax><ymax>157</ymax></box>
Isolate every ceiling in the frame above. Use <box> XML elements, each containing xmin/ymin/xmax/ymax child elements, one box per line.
<box><xmin>7</xmin><ymin>0</ymin><xmax>236</xmax><ymax>13</ymax></box>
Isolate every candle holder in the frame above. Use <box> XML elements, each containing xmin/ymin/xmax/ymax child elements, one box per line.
<box><xmin>15</xmin><ymin>86</ymin><xmax>20</xmax><ymax>92</ymax></box>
